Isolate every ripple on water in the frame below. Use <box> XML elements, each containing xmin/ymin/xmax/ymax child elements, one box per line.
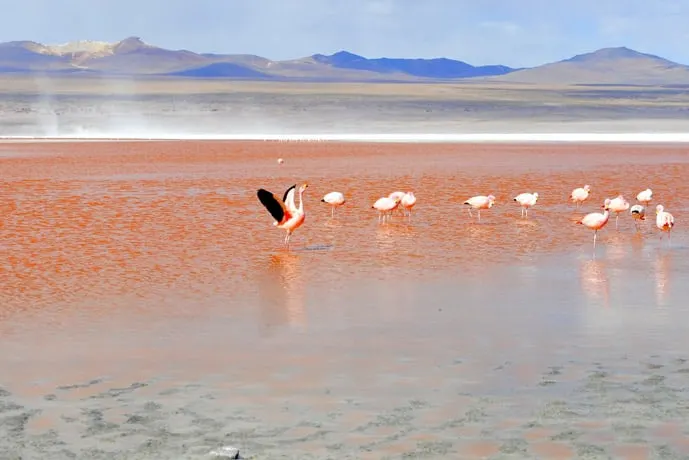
<box><xmin>2</xmin><ymin>140</ymin><xmax>689</xmax><ymax>457</ymax></box>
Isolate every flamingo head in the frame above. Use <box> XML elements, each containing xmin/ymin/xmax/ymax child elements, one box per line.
<box><xmin>584</xmin><ymin>185</ymin><xmax>591</xmax><ymax>192</ymax></box>
<box><xmin>602</xmin><ymin>198</ymin><xmax>611</xmax><ymax>210</ymax></box>
<box><xmin>533</xmin><ymin>192</ymin><xmax>539</xmax><ymax>199</ymax></box>
<box><xmin>656</xmin><ymin>204</ymin><xmax>664</xmax><ymax>214</ymax></box>
<box><xmin>487</xmin><ymin>194</ymin><xmax>496</xmax><ymax>205</ymax></box>
<box><xmin>299</xmin><ymin>183</ymin><xmax>309</xmax><ymax>193</ymax></box>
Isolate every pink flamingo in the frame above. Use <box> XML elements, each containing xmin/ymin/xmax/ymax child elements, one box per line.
<box><xmin>636</xmin><ymin>188</ymin><xmax>652</xmax><ymax>207</ymax></box>
<box><xmin>513</xmin><ymin>192</ymin><xmax>538</xmax><ymax>218</ymax></box>
<box><xmin>400</xmin><ymin>192</ymin><xmax>417</xmax><ymax>218</ymax></box>
<box><xmin>655</xmin><ymin>204</ymin><xmax>675</xmax><ymax>246</ymax></box>
<box><xmin>321</xmin><ymin>191</ymin><xmax>345</xmax><ymax>217</ymax></box>
<box><xmin>257</xmin><ymin>183</ymin><xmax>308</xmax><ymax>247</ymax></box>
<box><xmin>576</xmin><ymin>198</ymin><xmax>611</xmax><ymax>251</ymax></box>
<box><xmin>373</xmin><ymin>196</ymin><xmax>401</xmax><ymax>223</ymax></box>
<box><xmin>630</xmin><ymin>204</ymin><xmax>646</xmax><ymax>232</ymax></box>
<box><xmin>607</xmin><ymin>194</ymin><xmax>630</xmax><ymax>230</ymax></box>
<box><xmin>464</xmin><ymin>195</ymin><xmax>495</xmax><ymax>222</ymax></box>
<box><xmin>389</xmin><ymin>191</ymin><xmax>406</xmax><ymax>216</ymax></box>
<box><xmin>571</xmin><ymin>185</ymin><xmax>591</xmax><ymax>209</ymax></box>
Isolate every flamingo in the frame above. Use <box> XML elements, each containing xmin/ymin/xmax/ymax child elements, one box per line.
<box><xmin>571</xmin><ymin>185</ymin><xmax>591</xmax><ymax>209</ymax></box>
<box><xmin>464</xmin><ymin>195</ymin><xmax>495</xmax><ymax>222</ymax></box>
<box><xmin>373</xmin><ymin>196</ymin><xmax>401</xmax><ymax>223</ymax></box>
<box><xmin>655</xmin><ymin>204</ymin><xmax>675</xmax><ymax>245</ymax></box>
<box><xmin>636</xmin><ymin>188</ymin><xmax>652</xmax><ymax>206</ymax></box>
<box><xmin>389</xmin><ymin>191</ymin><xmax>406</xmax><ymax>216</ymax></box>
<box><xmin>576</xmin><ymin>198</ymin><xmax>611</xmax><ymax>251</ymax></box>
<box><xmin>257</xmin><ymin>183</ymin><xmax>308</xmax><ymax>246</ymax></box>
<box><xmin>277</xmin><ymin>158</ymin><xmax>284</xmax><ymax>165</ymax></box>
<box><xmin>400</xmin><ymin>192</ymin><xmax>417</xmax><ymax>218</ymax></box>
<box><xmin>607</xmin><ymin>194</ymin><xmax>630</xmax><ymax>230</ymax></box>
<box><xmin>630</xmin><ymin>204</ymin><xmax>645</xmax><ymax>232</ymax></box>
<box><xmin>513</xmin><ymin>192</ymin><xmax>538</xmax><ymax>218</ymax></box>
<box><xmin>321</xmin><ymin>191</ymin><xmax>345</xmax><ymax>217</ymax></box>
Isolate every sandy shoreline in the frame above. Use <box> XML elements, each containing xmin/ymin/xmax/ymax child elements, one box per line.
<box><xmin>2</xmin><ymin>140</ymin><xmax>689</xmax><ymax>458</ymax></box>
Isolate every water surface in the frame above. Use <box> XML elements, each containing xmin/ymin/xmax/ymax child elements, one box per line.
<box><xmin>1</xmin><ymin>141</ymin><xmax>689</xmax><ymax>458</ymax></box>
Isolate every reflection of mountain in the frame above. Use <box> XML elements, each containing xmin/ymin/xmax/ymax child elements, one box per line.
<box><xmin>257</xmin><ymin>253</ymin><xmax>307</xmax><ymax>334</ymax></box>
<box><xmin>579</xmin><ymin>259</ymin><xmax>609</xmax><ymax>308</ymax></box>
<box><xmin>654</xmin><ymin>252</ymin><xmax>671</xmax><ymax>307</ymax></box>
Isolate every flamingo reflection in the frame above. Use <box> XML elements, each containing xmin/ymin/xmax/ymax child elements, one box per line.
<box><xmin>579</xmin><ymin>259</ymin><xmax>610</xmax><ymax>308</ymax></box>
<box><xmin>257</xmin><ymin>253</ymin><xmax>307</xmax><ymax>333</ymax></box>
<box><xmin>604</xmin><ymin>233</ymin><xmax>626</xmax><ymax>261</ymax></box>
<box><xmin>653</xmin><ymin>252</ymin><xmax>671</xmax><ymax>307</ymax></box>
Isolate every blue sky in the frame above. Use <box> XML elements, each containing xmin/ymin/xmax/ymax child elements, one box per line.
<box><xmin>1</xmin><ymin>0</ymin><xmax>688</xmax><ymax>67</ymax></box>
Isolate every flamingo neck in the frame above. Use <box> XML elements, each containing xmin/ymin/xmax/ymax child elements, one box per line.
<box><xmin>298</xmin><ymin>189</ymin><xmax>304</xmax><ymax>212</ymax></box>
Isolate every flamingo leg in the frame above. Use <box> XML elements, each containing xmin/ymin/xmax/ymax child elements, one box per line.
<box><xmin>593</xmin><ymin>230</ymin><xmax>597</xmax><ymax>249</ymax></box>
<box><xmin>331</xmin><ymin>207</ymin><xmax>334</xmax><ymax>218</ymax></box>
<box><xmin>477</xmin><ymin>210</ymin><xmax>481</xmax><ymax>222</ymax></box>
<box><xmin>525</xmin><ymin>207</ymin><xmax>528</xmax><ymax>218</ymax></box>
<box><xmin>468</xmin><ymin>208</ymin><xmax>473</xmax><ymax>219</ymax></box>
<box><xmin>615</xmin><ymin>213</ymin><xmax>619</xmax><ymax>230</ymax></box>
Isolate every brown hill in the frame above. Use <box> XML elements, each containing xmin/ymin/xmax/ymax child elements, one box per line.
<box><xmin>490</xmin><ymin>47</ymin><xmax>689</xmax><ymax>85</ymax></box>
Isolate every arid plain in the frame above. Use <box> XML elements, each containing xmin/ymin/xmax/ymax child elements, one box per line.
<box><xmin>4</xmin><ymin>76</ymin><xmax>689</xmax><ymax>138</ymax></box>
<box><xmin>2</xmin><ymin>134</ymin><xmax>689</xmax><ymax>458</ymax></box>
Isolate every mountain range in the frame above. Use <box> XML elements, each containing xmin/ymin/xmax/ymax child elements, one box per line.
<box><xmin>1</xmin><ymin>36</ymin><xmax>689</xmax><ymax>86</ymax></box>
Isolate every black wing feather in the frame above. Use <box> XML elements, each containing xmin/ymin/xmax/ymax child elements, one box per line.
<box><xmin>257</xmin><ymin>189</ymin><xmax>285</xmax><ymax>222</ymax></box>
<box><xmin>283</xmin><ymin>184</ymin><xmax>296</xmax><ymax>204</ymax></box>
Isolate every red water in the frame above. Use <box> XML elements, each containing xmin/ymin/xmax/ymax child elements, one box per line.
<box><xmin>2</xmin><ymin>141</ymin><xmax>689</xmax><ymax>457</ymax></box>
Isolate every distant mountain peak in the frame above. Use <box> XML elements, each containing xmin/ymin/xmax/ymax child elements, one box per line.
<box><xmin>2</xmin><ymin>37</ymin><xmax>155</xmax><ymax>59</ymax></box>
<box><xmin>113</xmin><ymin>36</ymin><xmax>150</xmax><ymax>54</ymax></box>
<box><xmin>565</xmin><ymin>46</ymin><xmax>669</xmax><ymax>63</ymax></box>
<box><xmin>312</xmin><ymin>50</ymin><xmax>365</xmax><ymax>64</ymax></box>
<box><xmin>331</xmin><ymin>50</ymin><xmax>364</xmax><ymax>59</ymax></box>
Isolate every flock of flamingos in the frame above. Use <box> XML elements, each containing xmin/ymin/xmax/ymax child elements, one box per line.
<box><xmin>256</xmin><ymin>181</ymin><xmax>676</xmax><ymax>250</ymax></box>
